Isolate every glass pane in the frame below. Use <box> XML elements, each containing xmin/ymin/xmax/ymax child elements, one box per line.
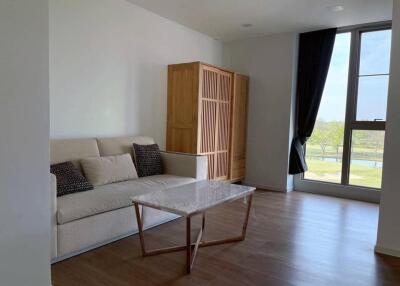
<box><xmin>349</xmin><ymin>130</ymin><xmax>385</xmax><ymax>189</ymax></box>
<box><xmin>359</xmin><ymin>29</ymin><xmax>392</xmax><ymax>75</ymax></box>
<box><xmin>356</xmin><ymin>75</ymin><xmax>389</xmax><ymax>121</ymax></box>
<box><xmin>305</xmin><ymin>33</ymin><xmax>351</xmax><ymax>183</ymax></box>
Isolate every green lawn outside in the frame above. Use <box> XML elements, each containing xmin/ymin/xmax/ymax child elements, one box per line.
<box><xmin>304</xmin><ymin>158</ymin><xmax>382</xmax><ymax>189</ymax></box>
<box><xmin>306</xmin><ymin>144</ymin><xmax>384</xmax><ymax>161</ymax></box>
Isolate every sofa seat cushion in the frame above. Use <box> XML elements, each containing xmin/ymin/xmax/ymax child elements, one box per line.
<box><xmin>57</xmin><ymin>175</ymin><xmax>196</xmax><ymax>225</ymax></box>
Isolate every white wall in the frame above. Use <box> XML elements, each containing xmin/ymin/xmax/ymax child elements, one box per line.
<box><xmin>50</xmin><ymin>0</ymin><xmax>223</xmax><ymax>146</ymax></box>
<box><xmin>0</xmin><ymin>1</ymin><xmax>51</xmax><ymax>285</ymax></box>
<box><xmin>376</xmin><ymin>0</ymin><xmax>400</xmax><ymax>257</ymax></box>
<box><xmin>223</xmin><ymin>33</ymin><xmax>298</xmax><ymax>192</ymax></box>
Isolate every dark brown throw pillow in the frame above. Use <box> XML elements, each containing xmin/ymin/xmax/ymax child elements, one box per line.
<box><xmin>50</xmin><ymin>161</ymin><xmax>94</xmax><ymax>197</ymax></box>
<box><xmin>132</xmin><ymin>143</ymin><xmax>163</xmax><ymax>177</ymax></box>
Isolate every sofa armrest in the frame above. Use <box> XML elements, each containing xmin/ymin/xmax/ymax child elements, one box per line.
<box><xmin>160</xmin><ymin>152</ymin><xmax>208</xmax><ymax>180</ymax></box>
<box><xmin>50</xmin><ymin>173</ymin><xmax>58</xmax><ymax>259</ymax></box>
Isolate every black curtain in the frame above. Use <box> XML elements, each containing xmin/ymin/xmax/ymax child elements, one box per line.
<box><xmin>289</xmin><ymin>28</ymin><xmax>337</xmax><ymax>175</ymax></box>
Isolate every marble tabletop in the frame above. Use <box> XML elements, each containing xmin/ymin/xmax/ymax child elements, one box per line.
<box><xmin>131</xmin><ymin>180</ymin><xmax>255</xmax><ymax>216</ymax></box>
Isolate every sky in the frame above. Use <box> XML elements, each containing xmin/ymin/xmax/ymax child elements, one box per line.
<box><xmin>316</xmin><ymin>29</ymin><xmax>392</xmax><ymax>122</ymax></box>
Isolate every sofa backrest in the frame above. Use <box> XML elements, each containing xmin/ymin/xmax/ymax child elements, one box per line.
<box><xmin>97</xmin><ymin>136</ymin><xmax>155</xmax><ymax>158</ymax></box>
<box><xmin>50</xmin><ymin>138</ymin><xmax>100</xmax><ymax>167</ymax></box>
<box><xmin>50</xmin><ymin>135</ymin><xmax>155</xmax><ymax>166</ymax></box>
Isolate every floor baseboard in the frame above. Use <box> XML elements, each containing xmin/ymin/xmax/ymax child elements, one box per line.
<box><xmin>243</xmin><ymin>181</ymin><xmax>289</xmax><ymax>193</ymax></box>
<box><xmin>375</xmin><ymin>244</ymin><xmax>400</xmax><ymax>257</ymax></box>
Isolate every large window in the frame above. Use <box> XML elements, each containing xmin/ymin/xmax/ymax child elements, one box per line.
<box><xmin>304</xmin><ymin>24</ymin><xmax>391</xmax><ymax>189</ymax></box>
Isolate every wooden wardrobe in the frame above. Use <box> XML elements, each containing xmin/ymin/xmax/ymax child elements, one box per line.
<box><xmin>166</xmin><ymin>62</ymin><xmax>248</xmax><ymax>181</ymax></box>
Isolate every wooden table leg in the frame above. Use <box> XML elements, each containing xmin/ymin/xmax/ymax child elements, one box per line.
<box><xmin>134</xmin><ymin>203</ymin><xmax>146</xmax><ymax>256</ymax></box>
<box><xmin>191</xmin><ymin>221</ymin><xmax>203</xmax><ymax>269</ymax></box>
<box><xmin>186</xmin><ymin>217</ymin><xmax>192</xmax><ymax>274</ymax></box>
<box><xmin>241</xmin><ymin>193</ymin><xmax>253</xmax><ymax>239</ymax></box>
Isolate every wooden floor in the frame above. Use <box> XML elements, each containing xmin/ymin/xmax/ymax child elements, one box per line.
<box><xmin>52</xmin><ymin>191</ymin><xmax>400</xmax><ymax>286</ymax></box>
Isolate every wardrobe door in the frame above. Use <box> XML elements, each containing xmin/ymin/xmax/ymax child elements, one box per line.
<box><xmin>167</xmin><ymin>63</ymin><xmax>200</xmax><ymax>154</ymax></box>
<box><xmin>215</xmin><ymin>71</ymin><xmax>232</xmax><ymax>180</ymax></box>
<box><xmin>199</xmin><ymin>65</ymin><xmax>219</xmax><ymax>179</ymax></box>
<box><xmin>199</xmin><ymin>65</ymin><xmax>233</xmax><ymax>180</ymax></box>
<box><xmin>230</xmin><ymin>74</ymin><xmax>249</xmax><ymax>181</ymax></box>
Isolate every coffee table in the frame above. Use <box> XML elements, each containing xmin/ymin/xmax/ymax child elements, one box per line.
<box><xmin>131</xmin><ymin>180</ymin><xmax>255</xmax><ymax>274</ymax></box>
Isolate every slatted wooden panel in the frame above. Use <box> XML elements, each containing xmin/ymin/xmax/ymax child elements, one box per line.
<box><xmin>217</xmin><ymin>102</ymin><xmax>230</xmax><ymax>151</ymax></box>
<box><xmin>216</xmin><ymin>152</ymin><xmax>229</xmax><ymax>178</ymax></box>
<box><xmin>207</xmin><ymin>154</ymin><xmax>215</xmax><ymax>180</ymax></box>
<box><xmin>229</xmin><ymin>74</ymin><xmax>249</xmax><ymax>181</ymax></box>
<box><xmin>219</xmin><ymin>73</ymin><xmax>231</xmax><ymax>101</ymax></box>
<box><xmin>214</xmin><ymin>71</ymin><xmax>233</xmax><ymax>180</ymax></box>
<box><xmin>199</xmin><ymin>66</ymin><xmax>233</xmax><ymax>180</ymax></box>
<box><xmin>200</xmin><ymin>100</ymin><xmax>217</xmax><ymax>154</ymax></box>
<box><xmin>202</xmin><ymin>70</ymin><xmax>218</xmax><ymax>100</ymax></box>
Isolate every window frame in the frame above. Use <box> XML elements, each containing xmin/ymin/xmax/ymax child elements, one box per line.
<box><xmin>299</xmin><ymin>21</ymin><xmax>392</xmax><ymax>192</ymax></box>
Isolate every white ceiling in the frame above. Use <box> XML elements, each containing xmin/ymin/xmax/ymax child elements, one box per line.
<box><xmin>127</xmin><ymin>0</ymin><xmax>393</xmax><ymax>42</ymax></box>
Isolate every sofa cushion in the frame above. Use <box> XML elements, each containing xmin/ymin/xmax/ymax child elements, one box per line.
<box><xmin>80</xmin><ymin>154</ymin><xmax>138</xmax><ymax>186</ymax></box>
<box><xmin>57</xmin><ymin>175</ymin><xmax>196</xmax><ymax>224</ymax></box>
<box><xmin>133</xmin><ymin>143</ymin><xmax>163</xmax><ymax>177</ymax></box>
<box><xmin>50</xmin><ymin>161</ymin><xmax>94</xmax><ymax>197</ymax></box>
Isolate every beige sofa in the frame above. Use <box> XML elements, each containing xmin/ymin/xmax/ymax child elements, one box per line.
<box><xmin>50</xmin><ymin>135</ymin><xmax>207</xmax><ymax>262</ymax></box>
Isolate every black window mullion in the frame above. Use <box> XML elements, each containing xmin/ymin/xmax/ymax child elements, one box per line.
<box><xmin>351</xmin><ymin>121</ymin><xmax>386</xmax><ymax>130</ymax></box>
<box><xmin>341</xmin><ymin>29</ymin><xmax>361</xmax><ymax>185</ymax></box>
